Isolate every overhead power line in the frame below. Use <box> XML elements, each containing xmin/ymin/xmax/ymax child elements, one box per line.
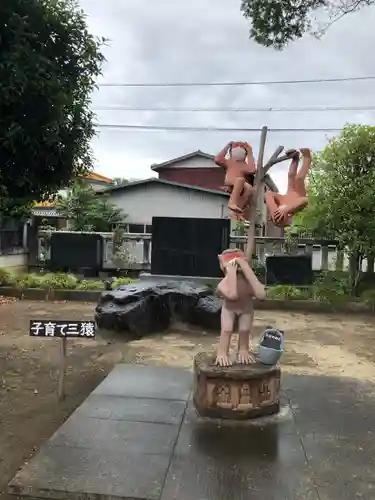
<box><xmin>93</xmin><ymin>104</ymin><xmax>375</xmax><ymax>113</ymax></box>
<box><xmin>97</xmin><ymin>75</ymin><xmax>375</xmax><ymax>88</ymax></box>
<box><xmin>97</xmin><ymin>124</ymin><xmax>341</xmax><ymax>133</ymax></box>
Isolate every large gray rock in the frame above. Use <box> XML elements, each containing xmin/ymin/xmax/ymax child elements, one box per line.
<box><xmin>95</xmin><ymin>280</ymin><xmax>221</xmax><ymax>338</ymax></box>
<box><xmin>189</xmin><ymin>295</ymin><xmax>221</xmax><ymax>331</ymax></box>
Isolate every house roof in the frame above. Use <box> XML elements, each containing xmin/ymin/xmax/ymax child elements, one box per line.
<box><xmin>83</xmin><ymin>172</ymin><xmax>113</xmax><ymax>183</ymax></box>
<box><xmin>105</xmin><ymin>177</ymin><xmax>230</xmax><ymax>197</ymax></box>
<box><xmin>150</xmin><ymin>150</ymin><xmax>279</xmax><ymax>192</ymax></box>
<box><xmin>150</xmin><ymin>150</ymin><xmax>214</xmax><ymax>171</ymax></box>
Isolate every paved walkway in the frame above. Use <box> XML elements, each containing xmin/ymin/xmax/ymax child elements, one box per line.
<box><xmin>9</xmin><ymin>364</ymin><xmax>375</xmax><ymax>499</ymax></box>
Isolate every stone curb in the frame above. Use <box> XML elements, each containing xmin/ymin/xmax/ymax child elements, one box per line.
<box><xmin>0</xmin><ymin>286</ymin><xmax>372</xmax><ymax>314</ymax></box>
<box><xmin>254</xmin><ymin>298</ymin><xmax>371</xmax><ymax>314</ymax></box>
<box><xmin>0</xmin><ymin>286</ymin><xmax>101</xmax><ymax>302</ymax></box>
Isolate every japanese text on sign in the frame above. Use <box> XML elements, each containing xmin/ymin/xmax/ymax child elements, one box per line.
<box><xmin>29</xmin><ymin>320</ymin><xmax>96</xmax><ymax>338</ymax></box>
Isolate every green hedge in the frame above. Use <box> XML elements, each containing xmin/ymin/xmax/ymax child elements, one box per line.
<box><xmin>1</xmin><ymin>268</ymin><xmax>374</xmax><ymax>308</ymax></box>
<box><xmin>0</xmin><ymin>268</ymin><xmax>134</xmax><ymax>291</ymax></box>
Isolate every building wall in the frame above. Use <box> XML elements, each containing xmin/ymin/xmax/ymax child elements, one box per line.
<box><xmin>156</xmin><ymin>157</ymin><xmax>224</xmax><ymax>191</ymax></box>
<box><xmin>155</xmin><ymin>156</ymin><xmax>284</xmax><ymax>234</ymax></box>
<box><xmin>0</xmin><ymin>252</ymin><xmax>27</xmax><ymax>271</ymax></box>
<box><xmin>158</xmin><ymin>167</ymin><xmax>225</xmax><ymax>191</ymax></box>
<box><xmin>158</xmin><ymin>167</ymin><xmax>281</xmax><ymax>236</ymax></box>
<box><xmin>107</xmin><ymin>183</ymin><xmax>230</xmax><ymax>226</ymax></box>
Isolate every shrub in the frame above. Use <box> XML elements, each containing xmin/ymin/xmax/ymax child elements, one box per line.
<box><xmin>16</xmin><ymin>273</ymin><xmax>45</xmax><ymax>289</ymax></box>
<box><xmin>312</xmin><ymin>285</ymin><xmax>349</xmax><ymax>305</ymax></box>
<box><xmin>314</xmin><ymin>271</ymin><xmax>350</xmax><ymax>295</ymax></box>
<box><xmin>77</xmin><ymin>279</ymin><xmax>104</xmax><ymax>291</ymax></box>
<box><xmin>38</xmin><ymin>273</ymin><xmax>78</xmax><ymax>290</ymax></box>
<box><xmin>0</xmin><ymin>268</ymin><xmax>16</xmax><ymax>286</ymax></box>
<box><xmin>253</xmin><ymin>261</ymin><xmax>266</xmax><ymax>282</ymax></box>
<box><xmin>14</xmin><ymin>272</ymin><xmax>78</xmax><ymax>290</ymax></box>
<box><xmin>266</xmin><ymin>285</ymin><xmax>311</xmax><ymax>300</ymax></box>
<box><xmin>112</xmin><ymin>277</ymin><xmax>134</xmax><ymax>289</ymax></box>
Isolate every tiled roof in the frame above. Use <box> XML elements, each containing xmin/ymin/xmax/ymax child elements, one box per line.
<box><xmin>84</xmin><ymin>172</ymin><xmax>113</xmax><ymax>183</ymax></box>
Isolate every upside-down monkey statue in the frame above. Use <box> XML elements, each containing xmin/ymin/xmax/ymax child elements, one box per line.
<box><xmin>265</xmin><ymin>148</ymin><xmax>312</xmax><ymax>227</ymax></box>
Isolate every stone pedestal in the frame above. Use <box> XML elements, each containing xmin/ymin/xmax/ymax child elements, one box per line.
<box><xmin>193</xmin><ymin>352</ymin><xmax>281</xmax><ymax>420</ymax></box>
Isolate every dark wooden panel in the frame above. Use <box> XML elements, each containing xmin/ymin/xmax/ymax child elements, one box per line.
<box><xmin>151</xmin><ymin>217</ymin><xmax>230</xmax><ymax>277</ymax></box>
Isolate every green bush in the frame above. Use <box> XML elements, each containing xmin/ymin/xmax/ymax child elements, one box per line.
<box><xmin>112</xmin><ymin>277</ymin><xmax>134</xmax><ymax>289</ymax></box>
<box><xmin>77</xmin><ymin>279</ymin><xmax>104</xmax><ymax>291</ymax></box>
<box><xmin>0</xmin><ymin>268</ymin><xmax>17</xmax><ymax>286</ymax></box>
<box><xmin>38</xmin><ymin>273</ymin><xmax>78</xmax><ymax>290</ymax></box>
<box><xmin>311</xmin><ymin>285</ymin><xmax>348</xmax><ymax>305</ymax></box>
<box><xmin>314</xmin><ymin>271</ymin><xmax>350</xmax><ymax>295</ymax></box>
<box><xmin>311</xmin><ymin>271</ymin><xmax>350</xmax><ymax>305</ymax></box>
<box><xmin>266</xmin><ymin>285</ymin><xmax>311</xmax><ymax>300</ymax></box>
<box><xmin>16</xmin><ymin>273</ymin><xmax>45</xmax><ymax>289</ymax></box>
<box><xmin>13</xmin><ymin>272</ymin><xmax>78</xmax><ymax>290</ymax></box>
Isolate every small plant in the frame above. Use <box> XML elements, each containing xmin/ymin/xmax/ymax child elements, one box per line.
<box><xmin>77</xmin><ymin>279</ymin><xmax>104</xmax><ymax>291</ymax></box>
<box><xmin>15</xmin><ymin>272</ymin><xmax>78</xmax><ymax>290</ymax></box>
<box><xmin>39</xmin><ymin>273</ymin><xmax>78</xmax><ymax>290</ymax></box>
<box><xmin>233</xmin><ymin>220</ymin><xmax>247</xmax><ymax>236</ymax></box>
<box><xmin>312</xmin><ymin>271</ymin><xmax>350</xmax><ymax>305</ymax></box>
<box><xmin>0</xmin><ymin>268</ymin><xmax>16</xmax><ymax>286</ymax></box>
<box><xmin>16</xmin><ymin>273</ymin><xmax>44</xmax><ymax>289</ymax></box>
<box><xmin>266</xmin><ymin>285</ymin><xmax>310</xmax><ymax>300</ymax></box>
<box><xmin>312</xmin><ymin>285</ymin><xmax>348</xmax><ymax>305</ymax></box>
<box><xmin>252</xmin><ymin>260</ymin><xmax>266</xmax><ymax>281</ymax></box>
<box><xmin>112</xmin><ymin>277</ymin><xmax>134</xmax><ymax>289</ymax></box>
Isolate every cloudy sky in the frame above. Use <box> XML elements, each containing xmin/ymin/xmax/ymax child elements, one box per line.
<box><xmin>79</xmin><ymin>0</ymin><xmax>375</xmax><ymax>191</ymax></box>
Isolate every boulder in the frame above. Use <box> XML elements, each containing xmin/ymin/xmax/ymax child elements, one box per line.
<box><xmin>95</xmin><ymin>280</ymin><xmax>220</xmax><ymax>338</ymax></box>
<box><xmin>189</xmin><ymin>296</ymin><xmax>222</xmax><ymax>331</ymax></box>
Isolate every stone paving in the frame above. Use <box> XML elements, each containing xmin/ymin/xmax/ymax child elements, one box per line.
<box><xmin>9</xmin><ymin>363</ymin><xmax>375</xmax><ymax>500</ymax></box>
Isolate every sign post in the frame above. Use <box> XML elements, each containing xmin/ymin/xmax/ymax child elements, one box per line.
<box><xmin>29</xmin><ymin>320</ymin><xmax>96</xmax><ymax>401</ymax></box>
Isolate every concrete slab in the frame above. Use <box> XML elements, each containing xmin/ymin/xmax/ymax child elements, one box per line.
<box><xmin>9</xmin><ymin>366</ymin><xmax>375</xmax><ymax>500</ymax></box>
<box><xmin>91</xmin><ymin>363</ymin><xmax>192</xmax><ymax>401</ymax></box>
<box><xmin>48</xmin><ymin>414</ymin><xmax>180</xmax><ymax>455</ymax></box>
<box><xmin>162</xmin><ymin>397</ymin><xmax>317</xmax><ymax>500</ymax></box>
<box><xmin>286</xmin><ymin>372</ymin><xmax>375</xmax><ymax>499</ymax></box>
<box><xmin>161</xmin><ymin>455</ymin><xmax>318</xmax><ymax>500</ymax></box>
<box><xmin>76</xmin><ymin>395</ymin><xmax>187</xmax><ymax>425</ymax></box>
<box><xmin>9</xmin><ymin>445</ymin><xmax>169</xmax><ymax>500</ymax></box>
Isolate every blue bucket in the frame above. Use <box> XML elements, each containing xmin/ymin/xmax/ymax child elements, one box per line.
<box><xmin>258</xmin><ymin>328</ymin><xmax>284</xmax><ymax>365</ymax></box>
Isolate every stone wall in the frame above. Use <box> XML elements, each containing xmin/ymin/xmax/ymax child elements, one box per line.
<box><xmin>0</xmin><ymin>251</ymin><xmax>27</xmax><ymax>272</ymax></box>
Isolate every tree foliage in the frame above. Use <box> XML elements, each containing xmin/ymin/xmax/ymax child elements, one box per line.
<box><xmin>56</xmin><ymin>181</ymin><xmax>125</xmax><ymax>232</ymax></box>
<box><xmin>0</xmin><ymin>0</ymin><xmax>104</xmax><ymax>214</ymax></box>
<box><xmin>292</xmin><ymin>124</ymin><xmax>375</xmax><ymax>290</ymax></box>
<box><xmin>241</xmin><ymin>0</ymin><xmax>373</xmax><ymax>49</ymax></box>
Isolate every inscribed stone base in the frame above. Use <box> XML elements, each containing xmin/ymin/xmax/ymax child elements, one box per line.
<box><xmin>193</xmin><ymin>351</ymin><xmax>281</xmax><ymax>420</ymax></box>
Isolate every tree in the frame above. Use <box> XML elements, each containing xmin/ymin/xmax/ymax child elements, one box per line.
<box><xmin>0</xmin><ymin>0</ymin><xmax>105</xmax><ymax>215</ymax></box>
<box><xmin>56</xmin><ymin>181</ymin><xmax>126</xmax><ymax>232</ymax></box>
<box><xmin>241</xmin><ymin>0</ymin><xmax>373</xmax><ymax>49</ymax></box>
<box><xmin>292</xmin><ymin>124</ymin><xmax>375</xmax><ymax>293</ymax></box>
